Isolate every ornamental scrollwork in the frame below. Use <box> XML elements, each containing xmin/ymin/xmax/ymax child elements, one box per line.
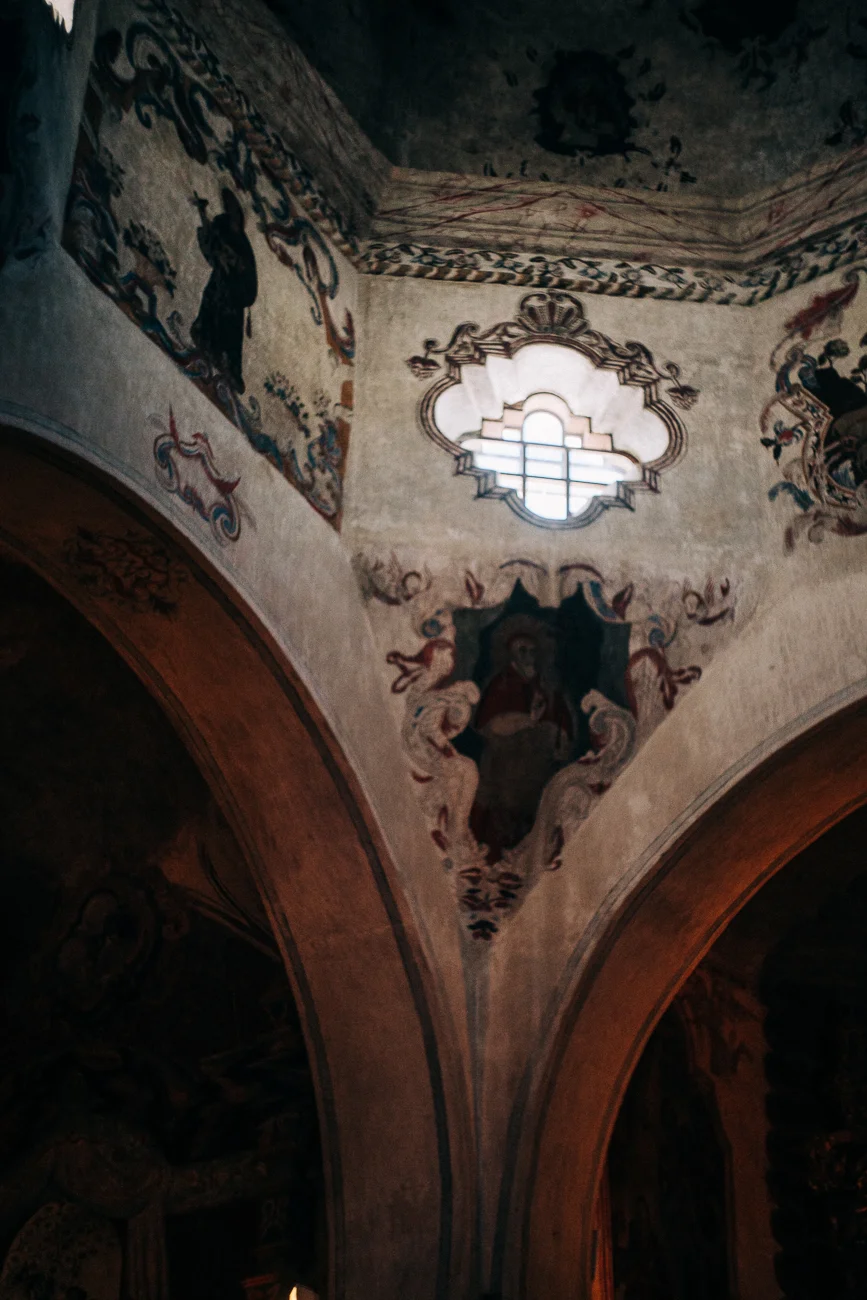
<box><xmin>407</xmin><ymin>290</ymin><xmax>696</xmax><ymax>530</ymax></box>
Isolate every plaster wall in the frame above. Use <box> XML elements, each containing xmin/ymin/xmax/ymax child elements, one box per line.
<box><xmin>3</xmin><ymin>2</ymin><xmax>867</xmax><ymax>1291</ymax></box>
<box><xmin>347</xmin><ymin>272</ymin><xmax>772</xmax><ymax>562</ymax></box>
<box><xmin>4</xmin><ymin>242</ymin><xmax>866</xmax><ymax>1292</ymax></box>
<box><xmin>348</xmin><ymin>268</ymin><xmax>867</xmax><ymax>1284</ymax></box>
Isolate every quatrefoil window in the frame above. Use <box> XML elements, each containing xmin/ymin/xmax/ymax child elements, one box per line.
<box><xmin>459</xmin><ymin>391</ymin><xmax>641</xmax><ymax>522</ymax></box>
<box><xmin>408</xmin><ymin>291</ymin><xmax>693</xmax><ymax>530</ymax></box>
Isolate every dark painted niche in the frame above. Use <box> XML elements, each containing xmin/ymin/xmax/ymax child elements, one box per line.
<box><xmin>0</xmin><ymin>558</ymin><xmax>324</xmax><ymax>1298</ymax></box>
<box><xmin>449</xmin><ymin>579</ymin><xmax>629</xmax><ymax>864</ymax></box>
<box><xmin>686</xmin><ymin>0</ymin><xmax>798</xmax><ymax>54</ymax></box>
<box><xmin>533</xmin><ymin>50</ymin><xmax>638</xmax><ymax>158</ymax></box>
<box><xmin>607</xmin><ymin>1007</ymin><xmax>731</xmax><ymax>1300</ymax></box>
<box><xmin>763</xmin><ymin>867</ymin><xmax>867</xmax><ymax>1299</ymax></box>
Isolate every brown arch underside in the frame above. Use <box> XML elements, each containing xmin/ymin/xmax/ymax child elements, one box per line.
<box><xmin>0</xmin><ymin>426</ymin><xmax>468</xmax><ymax>1300</ymax></box>
<box><xmin>520</xmin><ymin>695</ymin><xmax>867</xmax><ymax>1298</ymax></box>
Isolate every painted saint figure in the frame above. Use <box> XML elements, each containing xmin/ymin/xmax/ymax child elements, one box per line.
<box><xmin>469</xmin><ymin>627</ymin><xmax>573</xmax><ymax>862</ymax></box>
<box><xmin>798</xmin><ymin>339</ymin><xmax>867</xmax><ymax>489</ymax></box>
<box><xmin>190</xmin><ymin>188</ymin><xmax>257</xmax><ymax>394</ymax></box>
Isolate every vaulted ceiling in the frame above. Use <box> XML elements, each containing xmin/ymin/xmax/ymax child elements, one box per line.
<box><xmin>266</xmin><ymin>0</ymin><xmax>867</xmax><ymax>197</ymax></box>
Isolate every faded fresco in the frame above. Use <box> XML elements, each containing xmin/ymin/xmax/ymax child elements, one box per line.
<box><xmin>62</xmin><ymin>0</ymin><xmax>355</xmax><ymax>527</ymax></box>
<box><xmin>358</xmin><ymin>554</ymin><xmax>735</xmax><ymax>938</ymax></box>
<box><xmin>762</xmin><ymin>268</ymin><xmax>867</xmax><ymax>546</ymax></box>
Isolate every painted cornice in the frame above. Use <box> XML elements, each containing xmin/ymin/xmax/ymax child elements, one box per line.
<box><xmin>357</xmin><ymin>154</ymin><xmax>867</xmax><ymax>306</ymax></box>
<box><xmin>371</xmin><ymin>150</ymin><xmax>867</xmax><ymax>269</ymax></box>
<box><xmin>167</xmin><ymin>0</ymin><xmax>867</xmax><ymax>306</ymax></box>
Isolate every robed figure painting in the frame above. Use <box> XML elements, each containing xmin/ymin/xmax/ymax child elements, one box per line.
<box><xmin>469</xmin><ymin>625</ymin><xmax>574</xmax><ymax>861</ymax></box>
<box><xmin>191</xmin><ymin>187</ymin><xmax>258</xmax><ymax>394</ymax></box>
<box><xmin>450</xmin><ymin>580</ymin><xmax>631</xmax><ymax>864</ymax></box>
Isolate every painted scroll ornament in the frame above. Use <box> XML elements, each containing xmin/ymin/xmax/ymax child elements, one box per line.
<box><xmin>152</xmin><ymin>408</ymin><xmax>243</xmax><ymax>544</ymax></box>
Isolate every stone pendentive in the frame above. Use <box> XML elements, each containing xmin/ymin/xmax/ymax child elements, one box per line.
<box><xmin>356</xmin><ymin>552</ymin><xmax>737</xmax><ymax>938</ymax></box>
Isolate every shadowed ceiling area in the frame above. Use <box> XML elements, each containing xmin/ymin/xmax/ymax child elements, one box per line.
<box><xmin>266</xmin><ymin>0</ymin><xmax>867</xmax><ymax>194</ymax></box>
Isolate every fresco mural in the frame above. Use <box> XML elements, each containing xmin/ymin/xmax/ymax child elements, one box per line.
<box><xmin>62</xmin><ymin>0</ymin><xmax>356</xmax><ymax>527</ymax></box>
<box><xmin>761</xmin><ymin>267</ymin><xmax>867</xmax><ymax>546</ymax></box>
<box><xmin>358</xmin><ymin>554</ymin><xmax>735</xmax><ymax>938</ymax></box>
<box><xmin>0</xmin><ymin>557</ymin><xmax>323</xmax><ymax>1296</ymax></box>
<box><xmin>363</xmin><ymin>210</ymin><xmax>867</xmax><ymax>308</ymax></box>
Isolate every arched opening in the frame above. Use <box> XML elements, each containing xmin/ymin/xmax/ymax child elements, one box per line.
<box><xmin>519</xmin><ymin>697</ymin><xmax>867</xmax><ymax>1298</ymax></box>
<box><xmin>0</xmin><ymin>556</ymin><xmax>324</xmax><ymax>1297</ymax></box>
<box><xmin>598</xmin><ymin>800</ymin><xmax>867</xmax><ymax>1300</ymax></box>
<box><xmin>0</xmin><ymin>426</ymin><xmax>470</xmax><ymax>1300</ymax></box>
<box><xmin>605</xmin><ymin>1006</ymin><xmax>731</xmax><ymax>1300</ymax></box>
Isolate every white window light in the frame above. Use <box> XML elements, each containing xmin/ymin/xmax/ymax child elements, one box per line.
<box><xmin>459</xmin><ymin>391</ymin><xmax>641</xmax><ymax>522</ymax></box>
<box><xmin>43</xmin><ymin>0</ymin><xmax>75</xmax><ymax>30</ymax></box>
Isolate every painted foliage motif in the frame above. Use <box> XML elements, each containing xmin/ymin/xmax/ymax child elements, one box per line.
<box><xmin>63</xmin><ymin>526</ymin><xmax>188</xmax><ymax>615</ymax></box>
<box><xmin>62</xmin><ymin>0</ymin><xmax>355</xmax><ymax>526</ymax></box>
<box><xmin>363</xmin><ymin>213</ymin><xmax>867</xmax><ymax>309</ymax></box>
<box><xmin>359</xmin><ymin>555</ymin><xmax>734</xmax><ymax>938</ymax></box>
<box><xmin>762</xmin><ymin>267</ymin><xmax>867</xmax><ymax>545</ymax></box>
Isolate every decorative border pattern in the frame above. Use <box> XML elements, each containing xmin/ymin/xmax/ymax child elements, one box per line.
<box><xmin>364</xmin><ymin>214</ymin><xmax>867</xmax><ymax>308</ymax></box>
<box><xmin>56</xmin><ymin>1</ymin><xmax>867</xmax><ymax>311</ymax></box>
<box><xmin>408</xmin><ymin>290</ymin><xmax>694</xmax><ymax>529</ymax></box>
<box><xmin>103</xmin><ymin>3</ymin><xmax>867</xmax><ymax>311</ymax></box>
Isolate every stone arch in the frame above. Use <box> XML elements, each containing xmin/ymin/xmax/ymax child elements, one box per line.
<box><xmin>515</xmin><ymin>696</ymin><xmax>867</xmax><ymax>1297</ymax></box>
<box><xmin>0</xmin><ymin>424</ymin><xmax>466</xmax><ymax>1300</ymax></box>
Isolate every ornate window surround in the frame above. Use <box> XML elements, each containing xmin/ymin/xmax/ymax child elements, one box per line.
<box><xmin>408</xmin><ymin>290</ymin><xmax>697</xmax><ymax>530</ymax></box>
